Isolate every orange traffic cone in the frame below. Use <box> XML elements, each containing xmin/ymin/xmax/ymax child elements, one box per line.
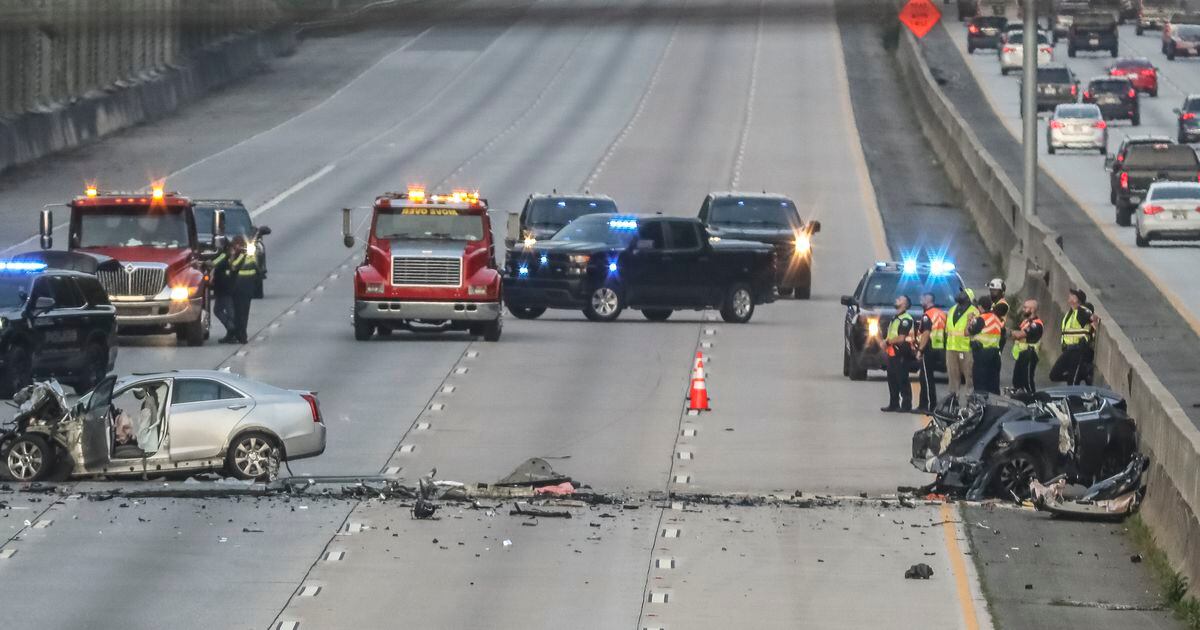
<box><xmin>689</xmin><ymin>354</ymin><xmax>709</xmax><ymax>412</ymax></box>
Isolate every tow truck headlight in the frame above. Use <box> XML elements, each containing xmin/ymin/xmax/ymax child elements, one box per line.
<box><xmin>0</xmin><ymin>317</ymin><xmax>6</xmax><ymax>330</ymax></box>
<box><xmin>867</xmin><ymin>317</ymin><xmax>880</xmax><ymax>338</ymax></box>
<box><xmin>468</xmin><ymin>285</ymin><xmax>489</xmax><ymax>296</ymax></box>
<box><xmin>169</xmin><ymin>286</ymin><xmax>196</xmax><ymax>302</ymax></box>
<box><xmin>365</xmin><ymin>283</ymin><xmax>385</xmax><ymax>294</ymax></box>
<box><xmin>793</xmin><ymin>234</ymin><xmax>811</xmax><ymax>254</ymax></box>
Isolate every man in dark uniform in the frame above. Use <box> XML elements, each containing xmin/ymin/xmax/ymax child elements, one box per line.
<box><xmin>1010</xmin><ymin>299</ymin><xmax>1044</xmax><ymax>393</ymax></box>
<box><xmin>229</xmin><ymin>236</ymin><xmax>258</xmax><ymax>344</ymax></box>
<box><xmin>1050</xmin><ymin>289</ymin><xmax>1097</xmax><ymax>385</ymax></box>
<box><xmin>914</xmin><ymin>292</ymin><xmax>946</xmax><ymax>413</ymax></box>
<box><xmin>881</xmin><ymin>295</ymin><xmax>915</xmax><ymax>413</ymax></box>
<box><xmin>211</xmin><ymin>240</ymin><xmax>237</xmax><ymax>343</ymax></box>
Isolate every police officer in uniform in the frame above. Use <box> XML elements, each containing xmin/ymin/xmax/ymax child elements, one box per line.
<box><xmin>915</xmin><ymin>292</ymin><xmax>946</xmax><ymax>413</ymax></box>
<box><xmin>968</xmin><ymin>296</ymin><xmax>1003</xmax><ymax>395</ymax></box>
<box><xmin>229</xmin><ymin>236</ymin><xmax>258</xmax><ymax>345</ymax></box>
<box><xmin>1010</xmin><ymin>299</ymin><xmax>1044</xmax><ymax>393</ymax></box>
<box><xmin>881</xmin><ymin>295</ymin><xmax>915</xmax><ymax>413</ymax></box>
<box><xmin>1050</xmin><ymin>288</ymin><xmax>1097</xmax><ymax>385</ymax></box>
<box><xmin>211</xmin><ymin>239</ymin><xmax>237</xmax><ymax>344</ymax></box>
<box><xmin>944</xmin><ymin>287</ymin><xmax>978</xmax><ymax>399</ymax></box>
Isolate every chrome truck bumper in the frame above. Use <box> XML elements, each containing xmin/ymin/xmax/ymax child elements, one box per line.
<box><xmin>354</xmin><ymin>300</ymin><xmax>501</xmax><ymax>321</ymax></box>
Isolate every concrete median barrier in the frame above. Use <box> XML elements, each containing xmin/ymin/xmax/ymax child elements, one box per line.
<box><xmin>895</xmin><ymin>26</ymin><xmax>1200</xmax><ymax>594</ymax></box>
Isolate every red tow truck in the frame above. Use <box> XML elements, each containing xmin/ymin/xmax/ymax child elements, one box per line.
<box><xmin>39</xmin><ymin>185</ymin><xmax>223</xmax><ymax>346</ymax></box>
<box><xmin>342</xmin><ymin>188</ymin><xmax>503</xmax><ymax>341</ymax></box>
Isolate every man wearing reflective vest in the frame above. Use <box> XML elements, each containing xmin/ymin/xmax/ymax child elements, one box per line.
<box><xmin>944</xmin><ymin>288</ymin><xmax>978</xmax><ymax>399</ymax></box>
<box><xmin>881</xmin><ymin>295</ymin><xmax>915</xmax><ymax>413</ymax></box>
<box><xmin>1050</xmin><ymin>288</ymin><xmax>1097</xmax><ymax>385</ymax></box>
<box><xmin>228</xmin><ymin>236</ymin><xmax>259</xmax><ymax>345</ymax></box>
<box><xmin>968</xmin><ymin>295</ymin><xmax>1003</xmax><ymax>395</ymax></box>
<box><xmin>915</xmin><ymin>292</ymin><xmax>946</xmax><ymax>413</ymax></box>
<box><xmin>987</xmin><ymin>277</ymin><xmax>1010</xmax><ymax>350</ymax></box>
<box><xmin>1010</xmin><ymin>299</ymin><xmax>1044</xmax><ymax>393</ymax></box>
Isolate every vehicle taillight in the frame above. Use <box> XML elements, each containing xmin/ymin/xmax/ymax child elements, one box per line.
<box><xmin>968</xmin><ymin>24</ymin><xmax>980</xmax><ymax>34</ymax></box>
<box><xmin>1093</xmin><ymin>120</ymin><xmax>1107</xmax><ymax>129</ymax></box>
<box><xmin>1003</xmin><ymin>46</ymin><xmax>1015</xmax><ymax>53</ymax></box>
<box><xmin>1083</xmin><ymin>90</ymin><xmax>1091</xmax><ymax>100</ymax></box>
<box><xmin>1141</xmin><ymin>68</ymin><xmax>1155</xmax><ymax>75</ymax></box>
<box><xmin>1071</xmin><ymin>85</ymin><xmax>1078</xmax><ymax>97</ymax></box>
<box><xmin>1040</xmin><ymin>46</ymin><xmax>1052</xmax><ymax>54</ymax></box>
<box><xmin>1050</xmin><ymin>120</ymin><xmax>1065</xmax><ymax>128</ymax></box>
<box><xmin>300</xmin><ymin>393</ymin><xmax>322</xmax><ymax>423</ymax></box>
<box><xmin>1120</xmin><ymin>172</ymin><xmax>1129</xmax><ymax>189</ymax></box>
<box><xmin>1128</xmin><ymin>89</ymin><xmax>1136</xmax><ymax>99</ymax></box>
<box><xmin>1183</xmin><ymin>113</ymin><xmax>1197</xmax><ymax>120</ymax></box>
<box><xmin>1143</xmin><ymin>205</ymin><xmax>1164</xmax><ymax>215</ymax></box>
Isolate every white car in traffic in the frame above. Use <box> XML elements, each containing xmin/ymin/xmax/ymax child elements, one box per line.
<box><xmin>1136</xmin><ymin>182</ymin><xmax>1200</xmax><ymax>247</ymax></box>
<box><xmin>1047</xmin><ymin>104</ymin><xmax>1107</xmax><ymax>154</ymax></box>
<box><xmin>1000</xmin><ymin>31</ymin><xmax>1053</xmax><ymax>75</ymax></box>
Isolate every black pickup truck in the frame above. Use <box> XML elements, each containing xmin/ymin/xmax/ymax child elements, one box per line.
<box><xmin>697</xmin><ymin>192</ymin><xmax>820</xmax><ymax>299</ymax></box>
<box><xmin>1068</xmin><ymin>12</ymin><xmax>1119</xmax><ymax>57</ymax></box>
<box><xmin>1112</xmin><ymin>142</ymin><xmax>1200</xmax><ymax>225</ymax></box>
<box><xmin>503</xmin><ymin>193</ymin><xmax>618</xmax><ymax>251</ymax></box>
<box><xmin>503</xmin><ymin>214</ymin><xmax>776</xmax><ymax>323</ymax></box>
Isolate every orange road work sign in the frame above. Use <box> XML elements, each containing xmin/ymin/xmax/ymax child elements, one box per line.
<box><xmin>900</xmin><ymin>0</ymin><xmax>941</xmax><ymax>38</ymax></box>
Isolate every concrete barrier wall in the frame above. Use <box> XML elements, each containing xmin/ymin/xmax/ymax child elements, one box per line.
<box><xmin>895</xmin><ymin>28</ymin><xmax>1200</xmax><ymax>593</ymax></box>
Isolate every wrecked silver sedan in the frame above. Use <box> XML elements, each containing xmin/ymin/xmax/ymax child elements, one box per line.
<box><xmin>1</xmin><ymin>370</ymin><xmax>326</xmax><ymax>482</ymax></box>
<box><xmin>911</xmin><ymin>387</ymin><xmax>1138</xmax><ymax>500</ymax></box>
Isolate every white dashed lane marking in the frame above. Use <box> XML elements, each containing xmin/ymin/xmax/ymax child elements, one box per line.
<box><xmin>647</xmin><ymin>592</ymin><xmax>670</xmax><ymax>604</ymax></box>
<box><xmin>297</xmin><ymin>585</ymin><xmax>322</xmax><ymax>597</ymax></box>
<box><xmin>323</xmin><ymin>551</ymin><xmax>345</xmax><ymax>562</ymax></box>
<box><xmin>0</xmin><ymin>549</ymin><xmax>16</xmax><ymax>559</ymax></box>
<box><xmin>275</xmin><ymin>622</ymin><xmax>299</xmax><ymax>630</ymax></box>
<box><xmin>676</xmin><ymin>451</ymin><xmax>693</xmax><ymax>460</ymax></box>
<box><xmin>429</xmin><ymin>403</ymin><xmax>445</xmax><ymax>411</ymax></box>
<box><xmin>454</xmin><ymin>367</ymin><xmax>469</xmax><ymax>375</ymax></box>
<box><xmin>398</xmin><ymin>444</ymin><xmax>415</xmax><ymax>454</ymax></box>
<box><xmin>672</xmin><ymin>474</ymin><xmax>691</xmax><ymax>484</ymax></box>
<box><xmin>384</xmin><ymin>466</ymin><xmax>401</xmax><ymax>475</ymax></box>
<box><xmin>415</xmin><ymin>422</ymin><xmax>431</xmax><ymax>431</ymax></box>
<box><xmin>654</xmin><ymin>557</ymin><xmax>676</xmax><ymax>569</ymax></box>
<box><xmin>441</xmin><ymin>385</ymin><xmax>456</xmax><ymax>394</ymax></box>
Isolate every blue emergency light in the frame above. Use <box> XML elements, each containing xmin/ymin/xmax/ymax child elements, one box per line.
<box><xmin>539</xmin><ymin>255</ymin><xmax>549</xmax><ymax>265</ymax></box>
<box><xmin>0</xmin><ymin>261</ymin><xmax>48</xmax><ymax>273</ymax></box>
<box><xmin>608</xmin><ymin>262</ymin><xmax>618</xmax><ymax>273</ymax></box>
<box><xmin>518</xmin><ymin>265</ymin><xmax>529</xmax><ymax>276</ymax></box>
<box><xmin>902</xmin><ymin>259</ymin><xmax>918</xmax><ymax>275</ymax></box>
<box><xmin>608</xmin><ymin>217</ymin><xmax>638</xmax><ymax>230</ymax></box>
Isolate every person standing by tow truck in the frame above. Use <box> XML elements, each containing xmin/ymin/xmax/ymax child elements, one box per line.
<box><xmin>915</xmin><ymin>292</ymin><xmax>946</xmax><ymax>414</ymax></box>
<box><xmin>1010</xmin><ymin>299</ymin><xmax>1044</xmax><ymax>393</ymax></box>
<box><xmin>228</xmin><ymin>236</ymin><xmax>258</xmax><ymax>345</ymax></box>
<box><xmin>881</xmin><ymin>295</ymin><xmax>915</xmax><ymax>413</ymax></box>
<box><xmin>968</xmin><ymin>295</ymin><xmax>1003</xmax><ymax>395</ymax></box>
<box><xmin>1050</xmin><ymin>288</ymin><xmax>1098</xmax><ymax>386</ymax></box>
<box><xmin>211</xmin><ymin>239</ymin><xmax>237</xmax><ymax>344</ymax></box>
<box><xmin>987</xmin><ymin>278</ymin><xmax>1010</xmax><ymax>351</ymax></box>
<box><xmin>944</xmin><ymin>288</ymin><xmax>978</xmax><ymax>399</ymax></box>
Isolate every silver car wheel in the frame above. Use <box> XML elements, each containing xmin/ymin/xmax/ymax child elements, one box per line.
<box><xmin>591</xmin><ymin>287</ymin><xmax>619</xmax><ymax>317</ymax></box>
<box><xmin>7</xmin><ymin>440</ymin><xmax>44</xmax><ymax>481</ymax></box>
<box><xmin>732</xmin><ymin>288</ymin><xmax>752</xmax><ymax>318</ymax></box>
<box><xmin>233</xmin><ymin>436</ymin><xmax>272</xmax><ymax>479</ymax></box>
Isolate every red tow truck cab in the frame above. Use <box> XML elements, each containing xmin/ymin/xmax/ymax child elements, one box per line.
<box><xmin>39</xmin><ymin>185</ymin><xmax>222</xmax><ymax>346</ymax></box>
<box><xmin>343</xmin><ymin>188</ymin><xmax>503</xmax><ymax>342</ymax></box>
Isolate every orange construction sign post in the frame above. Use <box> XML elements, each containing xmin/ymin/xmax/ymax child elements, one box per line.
<box><xmin>899</xmin><ymin>0</ymin><xmax>941</xmax><ymax>39</ymax></box>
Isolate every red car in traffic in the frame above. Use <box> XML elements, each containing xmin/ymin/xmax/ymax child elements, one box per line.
<box><xmin>1107</xmin><ymin>58</ymin><xmax>1159</xmax><ymax>97</ymax></box>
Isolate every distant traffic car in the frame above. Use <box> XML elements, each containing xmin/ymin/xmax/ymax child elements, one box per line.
<box><xmin>504</xmin><ymin>215</ymin><xmax>776</xmax><ymax>323</ymax></box>
<box><xmin>1112</xmin><ymin>141</ymin><xmax>1200</xmax><ymax>225</ymax></box>
<box><xmin>1000</xmin><ymin>30</ymin><xmax>1054</xmax><ymax>75</ymax></box>
<box><xmin>0</xmin><ymin>370</ymin><xmax>326</xmax><ymax>482</ymax></box>
<box><xmin>1177</xmin><ymin>96</ymin><xmax>1200</xmax><ymax>143</ymax></box>
<box><xmin>1021</xmin><ymin>65</ymin><xmax>1079</xmax><ymax>113</ymax></box>
<box><xmin>1107</xmin><ymin>58</ymin><xmax>1158</xmax><ymax>96</ymax></box>
<box><xmin>697</xmin><ymin>192</ymin><xmax>821</xmax><ymax>299</ymax></box>
<box><xmin>1106</xmin><ymin>135</ymin><xmax>1175</xmax><ymax>203</ymax></box>
<box><xmin>1162</xmin><ymin>11</ymin><xmax>1200</xmax><ymax>51</ymax></box>
<box><xmin>840</xmin><ymin>260</ymin><xmax>963</xmax><ymax>381</ymax></box>
<box><xmin>1164</xmin><ymin>23</ymin><xmax>1200</xmax><ymax>59</ymax></box>
<box><xmin>1047</xmin><ymin>104</ymin><xmax>1108</xmax><ymax>155</ymax></box>
<box><xmin>1137</xmin><ymin>0</ymin><xmax>1186</xmax><ymax>34</ymax></box>
<box><xmin>0</xmin><ymin>258</ymin><xmax>117</xmax><ymax>398</ymax></box>
<box><xmin>192</xmin><ymin>200</ymin><xmax>271</xmax><ymax>299</ymax></box>
<box><xmin>967</xmin><ymin>16</ymin><xmax>1008</xmax><ymax>52</ymax></box>
<box><xmin>1067</xmin><ymin>11</ymin><xmax>1119</xmax><ymax>57</ymax></box>
<box><xmin>1135</xmin><ymin>182</ymin><xmax>1200</xmax><ymax>246</ymax></box>
<box><xmin>1082</xmin><ymin>76</ymin><xmax>1139</xmax><ymax>125</ymax></box>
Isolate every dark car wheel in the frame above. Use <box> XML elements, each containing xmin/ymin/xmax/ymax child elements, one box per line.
<box><xmin>641</xmin><ymin>309</ymin><xmax>673</xmax><ymax>322</ymax></box>
<box><xmin>0</xmin><ymin>345</ymin><xmax>33</xmax><ymax>399</ymax></box>
<box><xmin>353</xmin><ymin>314</ymin><xmax>375</xmax><ymax>341</ymax></box>
<box><xmin>471</xmin><ymin>319</ymin><xmax>502</xmax><ymax>341</ymax></box>
<box><xmin>4</xmin><ymin>434</ymin><xmax>55</xmax><ymax>482</ymax></box>
<box><xmin>846</xmin><ymin>346</ymin><xmax>867</xmax><ymax>381</ymax></box>
<box><xmin>583</xmin><ymin>284</ymin><xmax>624</xmax><ymax>322</ymax></box>
<box><xmin>794</xmin><ymin>284</ymin><xmax>812</xmax><ymax>300</ymax></box>
<box><xmin>508</xmin><ymin>305</ymin><xmax>546</xmax><ymax>320</ymax></box>
<box><xmin>990</xmin><ymin>449</ymin><xmax>1047</xmax><ymax>500</ymax></box>
<box><xmin>1132</xmin><ymin>112</ymin><xmax>1140</xmax><ymax>126</ymax></box>
<box><xmin>1116</xmin><ymin>205</ymin><xmax>1133</xmax><ymax>227</ymax></box>
<box><xmin>1136</xmin><ymin>231</ymin><xmax>1150</xmax><ymax>247</ymax></box>
<box><xmin>225</xmin><ymin>431</ymin><xmax>280</xmax><ymax>481</ymax></box>
<box><xmin>719</xmin><ymin>283</ymin><xmax>755</xmax><ymax>324</ymax></box>
<box><xmin>176</xmin><ymin>317</ymin><xmax>205</xmax><ymax>347</ymax></box>
<box><xmin>1167</xmin><ymin>45</ymin><xmax>1175</xmax><ymax>61</ymax></box>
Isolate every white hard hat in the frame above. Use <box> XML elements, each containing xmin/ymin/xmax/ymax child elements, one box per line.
<box><xmin>987</xmin><ymin>278</ymin><xmax>1005</xmax><ymax>291</ymax></box>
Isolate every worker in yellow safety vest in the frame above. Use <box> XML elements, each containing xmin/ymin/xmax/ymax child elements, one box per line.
<box><xmin>228</xmin><ymin>236</ymin><xmax>258</xmax><ymax>345</ymax></box>
<box><xmin>944</xmin><ymin>287</ymin><xmax>978</xmax><ymax>399</ymax></box>
<box><xmin>1050</xmin><ymin>288</ymin><xmax>1098</xmax><ymax>386</ymax></box>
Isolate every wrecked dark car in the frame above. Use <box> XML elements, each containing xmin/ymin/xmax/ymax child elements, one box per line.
<box><xmin>911</xmin><ymin>386</ymin><xmax>1138</xmax><ymax>500</ymax></box>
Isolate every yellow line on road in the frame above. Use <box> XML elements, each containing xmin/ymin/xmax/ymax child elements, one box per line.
<box><xmin>941</xmin><ymin>502</ymin><xmax>980</xmax><ymax>630</ymax></box>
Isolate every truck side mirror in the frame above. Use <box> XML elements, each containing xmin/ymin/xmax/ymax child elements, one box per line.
<box><xmin>257</xmin><ymin>225</ymin><xmax>272</xmax><ymax>237</ymax></box>
<box><xmin>808</xmin><ymin>220</ymin><xmax>822</xmax><ymax>234</ymax></box>
<box><xmin>505</xmin><ymin>211</ymin><xmax>520</xmax><ymax>249</ymax></box>
<box><xmin>39</xmin><ymin>209</ymin><xmax>52</xmax><ymax>250</ymax></box>
<box><xmin>342</xmin><ymin>208</ymin><xmax>355</xmax><ymax>248</ymax></box>
<box><xmin>33</xmin><ymin>296</ymin><xmax>55</xmax><ymax>312</ymax></box>
<box><xmin>211</xmin><ymin>209</ymin><xmax>227</xmax><ymax>251</ymax></box>
<box><xmin>840</xmin><ymin>295</ymin><xmax>856</xmax><ymax>307</ymax></box>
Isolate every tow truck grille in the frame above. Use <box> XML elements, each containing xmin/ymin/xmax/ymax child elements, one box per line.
<box><xmin>391</xmin><ymin>257</ymin><xmax>462</xmax><ymax>286</ymax></box>
<box><xmin>97</xmin><ymin>266</ymin><xmax>167</xmax><ymax>298</ymax></box>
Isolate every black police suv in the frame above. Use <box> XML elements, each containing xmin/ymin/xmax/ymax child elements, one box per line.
<box><xmin>1083</xmin><ymin>76</ymin><xmax>1140</xmax><ymax>125</ymax></box>
<box><xmin>841</xmin><ymin>261</ymin><xmax>964</xmax><ymax>381</ymax></box>
<box><xmin>0</xmin><ymin>258</ymin><xmax>117</xmax><ymax>397</ymax></box>
<box><xmin>504</xmin><ymin>193</ymin><xmax>618</xmax><ymax>250</ymax></box>
<box><xmin>504</xmin><ymin>215</ymin><xmax>776</xmax><ymax>323</ymax></box>
<box><xmin>192</xmin><ymin>200</ymin><xmax>271</xmax><ymax>299</ymax></box>
<box><xmin>1067</xmin><ymin>11</ymin><xmax>1119</xmax><ymax>58</ymax></box>
<box><xmin>967</xmin><ymin>16</ymin><xmax>1008</xmax><ymax>52</ymax></box>
<box><xmin>697</xmin><ymin>192</ymin><xmax>820</xmax><ymax>299</ymax></box>
<box><xmin>1021</xmin><ymin>65</ymin><xmax>1079</xmax><ymax>114</ymax></box>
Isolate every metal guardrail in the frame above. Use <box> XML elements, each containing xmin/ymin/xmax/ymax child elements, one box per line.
<box><xmin>0</xmin><ymin>0</ymin><xmax>280</xmax><ymax>118</ymax></box>
<box><xmin>895</xmin><ymin>25</ymin><xmax>1200</xmax><ymax>594</ymax></box>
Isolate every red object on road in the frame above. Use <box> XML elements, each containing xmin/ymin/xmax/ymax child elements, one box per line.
<box><xmin>899</xmin><ymin>0</ymin><xmax>941</xmax><ymax>39</ymax></box>
<box><xmin>688</xmin><ymin>355</ymin><xmax>710</xmax><ymax>412</ymax></box>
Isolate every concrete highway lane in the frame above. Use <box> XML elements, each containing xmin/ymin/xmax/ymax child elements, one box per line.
<box><xmin>0</xmin><ymin>0</ymin><xmax>995</xmax><ymax>628</ymax></box>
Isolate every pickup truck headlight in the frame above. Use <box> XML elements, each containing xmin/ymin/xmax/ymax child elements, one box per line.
<box><xmin>794</xmin><ymin>235</ymin><xmax>811</xmax><ymax>254</ymax></box>
<box><xmin>867</xmin><ymin>317</ymin><xmax>880</xmax><ymax>338</ymax></box>
<box><xmin>468</xmin><ymin>285</ymin><xmax>489</xmax><ymax>296</ymax></box>
<box><xmin>365</xmin><ymin>283</ymin><xmax>385</xmax><ymax>294</ymax></box>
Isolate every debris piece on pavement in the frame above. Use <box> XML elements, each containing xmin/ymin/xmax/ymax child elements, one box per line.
<box><xmin>497</xmin><ymin>458</ymin><xmax>572</xmax><ymax>487</ymax></box>
<box><xmin>533</xmin><ymin>481</ymin><xmax>575</xmax><ymax>496</ymax></box>
<box><xmin>1030</xmin><ymin>455</ymin><xmax>1148</xmax><ymax>521</ymax></box>
<box><xmin>904</xmin><ymin>563</ymin><xmax>934</xmax><ymax>580</ymax></box>
<box><xmin>511</xmin><ymin>502</ymin><xmax>571</xmax><ymax>518</ymax></box>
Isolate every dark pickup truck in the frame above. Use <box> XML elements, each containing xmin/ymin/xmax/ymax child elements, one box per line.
<box><xmin>504</xmin><ymin>193</ymin><xmax>618</xmax><ymax>250</ymax></box>
<box><xmin>503</xmin><ymin>214</ymin><xmax>776</xmax><ymax>323</ymax></box>
<box><xmin>697</xmin><ymin>192</ymin><xmax>820</xmax><ymax>299</ymax></box>
<box><xmin>1068</xmin><ymin>12</ymin><xmax>1119</xmax><ymax>57</ymax></box>
<box><xmin>1112</xmin><ymin>142</ymin><xmax>1200</xmax><ymax>225</ymax></box>
<box><xmin>1021</xmin><ymin>65</ymin><xmax>1079</xmax><ymax>113</ymax></box>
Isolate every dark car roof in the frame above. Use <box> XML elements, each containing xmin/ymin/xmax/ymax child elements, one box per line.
<box><xmin>527</xmin><ymin>193</ymin><xmax>615</xmax><ymax>202</ymax></box>
<box><xmin>707</xmin><ymin>191</ymin><xmax>795</xmax><ymax>202</ymax></box>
